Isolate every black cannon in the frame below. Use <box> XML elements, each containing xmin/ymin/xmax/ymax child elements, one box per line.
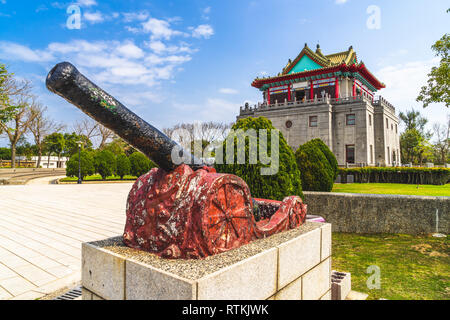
<box><xmin>46</xmin><ymin>62</ymin><xmax>202</xmax><ymax>172</ymax></box>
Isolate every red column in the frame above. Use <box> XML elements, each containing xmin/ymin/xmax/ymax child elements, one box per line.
<box><xmin>310</xmin><ymin>81</ymin><xmax>314</xmax><ymax>99</ymax></box>
<box><xmin>287</xmin><ymin>84</ymin><xmax>291</xmax><ymax>101</ymax></box>
<box><xmin>352</xmin><ymin>80</ymin><xmax>356</xmax><ymax>97</ymax></box>
<box><xmin>335</xmin><ymin>77</ymin><xmax>339</xmax><ymax>99</ymax></box>
<box><xmin>267</xmin><ymin>89</ymin><xmax>270</xmax><ymax>105</ymax></box>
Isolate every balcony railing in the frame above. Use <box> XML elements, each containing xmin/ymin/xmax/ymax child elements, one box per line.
<box><xmin>239</xmin><ymin>95</ymin><xmax>395</xmax><ymax>115</ymax></box>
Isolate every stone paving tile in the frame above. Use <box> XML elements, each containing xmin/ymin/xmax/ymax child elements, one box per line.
<box><xmin>0</xmin><ymin>286</ymin><xmax>13</xmax><ymax>300</ymax></box>
<box><xmin>0</xmin><ymin>183</ymin><xmax>132</xmax><ymax>299</ymax></box>
<box><xmin>14</xmin><ymin>265</ymin><xmax>57</xmax><ymax>287</ymax></box>
<box><xmin>0</xmin><ymin>276</ymin><xmax>36</xmax><ymax>296</ymax></box>
<box><xmin>0</xmin><ymin>253</ymin><xmax>30</xmax><ymax>269</ymax></box>
<box><xmin>0</xmin><ymin>263</ymin><xmax>16</xmax><ymax>280</ymax></box>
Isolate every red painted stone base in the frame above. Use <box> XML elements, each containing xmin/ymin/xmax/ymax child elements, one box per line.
<box><xmin>123</xmin><ymin>164</ymin><xmax>307</xmax><ymax>259</ymax></box>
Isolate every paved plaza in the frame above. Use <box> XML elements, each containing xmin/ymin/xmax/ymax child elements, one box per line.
<box><xmin>0</xmin><ymin>183</ymin><xmax>132</xmax><ymax>300</ymax></box>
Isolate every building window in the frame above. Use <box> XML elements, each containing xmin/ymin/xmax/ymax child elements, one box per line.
<box><xmin>387</xmin><ymin>147</ymin><xmax>390</xmax><ymax>164</ymax></box>
<box><xmin>370</xmin><ymin>145</ymin><xmax>373</xmax><ymax>164</ymax></box>
<box><xmin>309</xmin><ymin>116</ymin><xmax>318</xmax><ymax>127</ymax></box>
<box><xmin>369</xmin><ymin>114</ymin><xmax>372</xmax><ymax>126</ymax></box>
<box><xmin>391</xmin><ymin>124</ymin><xmax>394</xmax><ymax>131</ymax></box>
<box><xmin>346</xmin><ymin>114</ymin><xmax>356</xmax><ymax>126</ymax></box>
<box><xmin>285</xmin><ymin>120</ymin><xmax>292</xmax><ymax>128</ymax></box>
<box><xmin>346</xmin><ymin>145</ymin><xmax>355</xmax><ymax>164</ymax></box>
<box><xmin>395</xmin><ymin>124</ymin><xmax>398</xmax><ymax>133</ymax></box>
<box><xmin>386</xmin><ymin>118</ymin><xmax>389</xmax><ymax>129</ymax></box>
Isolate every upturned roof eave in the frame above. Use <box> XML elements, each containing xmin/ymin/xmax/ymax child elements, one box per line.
<box><xmin>252</xmin><ymin>63</ymin><xmax>385</xmax><ymax>90</ymax></box>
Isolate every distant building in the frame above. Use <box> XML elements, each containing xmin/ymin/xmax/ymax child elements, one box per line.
<box><xmin>16</xmin><ymin>156</ymin><xmax>69</xmax><ymax>168</ymax></box>
<box><xmin>238</xmin><ymin>44</ymin><xmax>401</xmax><ymax>167</ymax></box>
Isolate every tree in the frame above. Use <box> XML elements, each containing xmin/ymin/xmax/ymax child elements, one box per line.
<box><xmin>73</xmin><ymin>116</ymin><xmax>114</xmax><ymax>149</ymax></box>
<box><xmin>66</xmin><ymin>150</ymin><xmax>95</xmax><ymax>180</ymax></box>
<box><xmin>398</xmin><ymin>109</ymin><xmax>432</xmax><ymax>164</ymax></box>
<box><xmin>0</xmin><ymin>147</ymin><xmax>11</xmax><ymax>160</ymax></box>
<box><xmin>400</xmin><ymin>129</ymin><xmax>433</xmax><ymax>165</ymax></box>
<box><xmin>63</xmin><ymin>132</ymin><xmax>93</xmax><ymax>157</ymax></box>
<box><xmin>417</xmin><ymin>33</ymin><xmax>449</xmax><ymax>108</ymax></box>
<box><xmin>43</xmin><ymin>132</ymin><xmax>65</xmax><ymax>168</ymax></box>
<box><xmin>0</xmin><ymin>64</ymin><xmax>32</xmax><ymax>127</ymax></box>
<box><xmin>116</xmin><ymin>154</ymin><xmax>131</xmax><ymax>179</ymax></box>
<box><xmin>0</xmin><ymin>100</ymin><xmax>37</xmax><ymax>168</ymax></box>
<box><xmin>215</xmin><ymin>117</ymin><xmax>303</xmax><ymax>201</ymax></box>
<box><xmin>308</xmin><ymin>138</ymin><xmax>338</xmax><ymax>180</ymax></box>
<box><xmin>129</xmin><ymin>152</ymin><xmax>155</xmax><ymax>177</ymax></box>
<box><xmin>94</xmin><ymin>150</ymin><xmax>116</xmax><ymax>180</ymax></box>
<box><xmin>15</xmin><ymin>136</ymin><xmax>36</xmax><ymax>161</ymax></box>
<box><xmin>295</xmin><ymin>140</ymin><xmax>334</xmax><ymax>192</ymax></box>
<box><xmin>29</xmin><ymin>104</ymin><xmax>65</xmax><ymax>168</ymax></box>
<box><xmin>432</xmin><ymin>115</ymin><xmax>450</xmax><ymax>164</ymax></box>
<box><xmin>398</xmin><ymin>109</ymin><xmax>430</xmax><ymax>135</ymax></box>
<box><xmin>100</xmin><ymin>136</ymin><xmax>136</xmax><ymax>156</ymax></box>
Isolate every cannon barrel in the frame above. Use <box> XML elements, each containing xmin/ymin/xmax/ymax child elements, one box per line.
<box><xmin>46</xmin><ymin>62</ymin><xmax>203</xmax><ymax>172</ymax></box>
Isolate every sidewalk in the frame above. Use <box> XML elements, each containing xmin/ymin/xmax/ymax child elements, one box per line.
<box><xmin>0</xmin><ymin>183</ymin><xmax>132</xmax><ymax>299</ymax></box>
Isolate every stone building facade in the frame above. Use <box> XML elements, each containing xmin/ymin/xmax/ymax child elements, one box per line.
<box><xmin>238</xmin><ymin>44</ymin><xmax>400</xmax><ymax>167</ymax></box>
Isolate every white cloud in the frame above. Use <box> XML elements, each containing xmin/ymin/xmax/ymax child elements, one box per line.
<box><xmin>0</xmin><ymin>42</ymin><xmax>53</xmax><ymax>62</ymax></box>
<box><xmin>202</xmin><ymin>6</ymin><xmax>211</xmax><ymax>20</ymax></box>
<box><xmin>191</xmin><ymin>24</ymin><xmax>214</xmax><ymax>39</ymax></box>
<box><xmin>84</xmin><ymin>11</ymin><xmax>104</xmax><ymax>24</ymax></box>
<box><xmin>375</xmin><ymin>57</ymin><xmax>446</xmax><ymax>129</ymax></box>
<box><xmin>122</xmin><ymin>11</ymin><xmax>149</xmax><ymax>22</ymax></box>
<box><xmin>335</xmin><ymin>0</ymin><xmax>348</xmax><ymax>4</ymax></box>
<box><xmin>116</xmin><ymin>41</ymin><xmax>144</xmax><ymax>59</ymax></box>
<box><xmin>219</xmin><ymin>88</ymin><xmax>239</xmax><ymax>95</ymax></box>
<box><xmin>146</xmin><ymin>40</ymin><xmax>195</xmax><ymax>55</ymax></box>
<box><xmin>77</xmin><ymin>0</ymin><xmax>97</xmax><ymax>7</ymax></box>
<box><xmin>142</xmin><ymin>18</ymin><xmax>184</xmax><ymax>40</ymax></box>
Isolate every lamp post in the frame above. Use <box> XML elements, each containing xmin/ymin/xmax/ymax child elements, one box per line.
<box><xmin>77</xmin><ymin>142</ymin><xmax>82</xmax><ymax>184</ymax></box>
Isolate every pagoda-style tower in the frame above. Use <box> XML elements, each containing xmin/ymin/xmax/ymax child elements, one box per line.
<box><xmin>239</xmin><ymin>44</ymin><xmax>401</xmax><ymax>167</ymax></box>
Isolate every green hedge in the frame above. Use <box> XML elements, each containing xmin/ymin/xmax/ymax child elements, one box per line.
<box><xmin>339</xmin><ymin>167</ymin><xmax>450</xmax><ymax>185</ymax></box>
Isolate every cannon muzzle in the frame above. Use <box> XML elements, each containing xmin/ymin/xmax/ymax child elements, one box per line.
<box><xmin>46</xmin><ymin>62</ymin><xmax>203</xmax><ymax>172</ymax></box>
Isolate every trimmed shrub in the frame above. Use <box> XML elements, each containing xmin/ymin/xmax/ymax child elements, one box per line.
<box><xmin>215</xmin><ymin>117</ymin><xmax>303</xmax><ymax>201</ymax></box>
<box><xmin>339</xmin><ymin>167</ymin><xmax>450</xmax><ymax>185</ymax></box>
<box><xmin>129</xmin><ymin>152</ymin><xmax>156</xmax><ymax>177</ymax></box>
<box><xmin>116</xmin><ymin>154</ymin><xmax>131</xmax><ymax>179</ymax></box>
<box><xmin>309</xmin><ymin>139</ymin><xmax>338</xmax><ymax>180</ymax></box>
<box><xmin>66</xmin><ymin>150</ymin><xmax>95</xmax><ymax>180</ymax></box>
<box><xmin>94</xmin><ymin>150</ymin><xmax>116</xmax><ymax>180</ymax></box>
<box><xmin>295</xmin><ymin>140</ymin><xmax>334</xmax><ymax>192</ymax></box>
<box><xmin>0</xmin><ymin>147</ymin><xmax>11</xmax><ymax>160</ymax></box>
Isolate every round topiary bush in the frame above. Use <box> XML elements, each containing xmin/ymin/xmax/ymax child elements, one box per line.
<box><xmin>295</xmin><ymin>140</ymin><xmax>334</xmax><ymax>192</ymax></box>
<box><xmin>215</xmin><ymin>116</ymin><xmax>303</xmax><ymax>201</ymax></box>
<box><xmin>94</xmin><ymin>150</ymin><xmax>116</xmax><ymax>180</ymax></box>
<box><xmin>66</xmin><ymin>150</ymin><xmax>95</xmax><ymax>180</ymax></box>
<box><xmin>116</xmin><ymin>154</ymin><xmax>131</xmax><ymax>179</ymax></box>
<box><xmin>129</xmin><ymin>152</ymin><xmax>156</xmax><ymax>177</ymax></box>
<box><xmin>309</xmin><ymin>138</ymin><xmax>338</xmax><ymax>180</ymax></box>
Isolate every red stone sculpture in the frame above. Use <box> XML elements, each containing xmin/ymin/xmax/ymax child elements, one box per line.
<box><xmin>123</xmin><ymin>164</ymin><xmax>307</xmax><ymax>259</ymax></box>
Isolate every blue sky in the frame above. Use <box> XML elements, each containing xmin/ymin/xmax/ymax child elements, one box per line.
<box><xmin>0</xmin><ymin>0</ymin><xmax>449</xmax><ymax>147</ymax></box>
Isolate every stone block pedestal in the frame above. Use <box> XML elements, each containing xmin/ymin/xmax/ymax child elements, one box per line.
<box><xmin>81</xmin><ymin>221</ymin><xmax>331</xmax><ymax>300</ymax></box>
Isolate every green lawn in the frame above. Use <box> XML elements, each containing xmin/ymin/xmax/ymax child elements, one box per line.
<box><xmin>332</xmin><ymin>233</ymin><xmax>449</xmax><ymax>300</ymax></box>
<box><xmin>332</xmin><ymin>183</ymin><xmax>450</xmax><ymax>197</ymax></box>
<box><xmin>60</xmin><ymin>174</ymin><xmax>137</xmax><ymax>182</ymax></box>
